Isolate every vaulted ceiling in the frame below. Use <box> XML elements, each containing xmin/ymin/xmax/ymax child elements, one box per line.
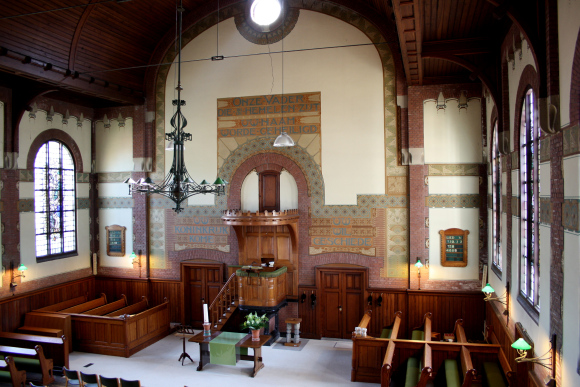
<box><xmin>0</xmin><ymin>0</ymin><xmax>520</xmax><ymax>107</ymax></box>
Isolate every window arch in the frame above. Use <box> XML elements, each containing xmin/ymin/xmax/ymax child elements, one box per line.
<box><xmin>519</xmin><ymin>88</ymin><xmax>540</xmax><ymax>313</ymax></box>
<box><xmin>34</xmin><ymin>140</ymin><xmax>77</xmax><ymax>260</ymax></box>
<box><xmin>491</xmin><ymin>121</ymin><xmax>502</xmax><ymax>275</ymax></box>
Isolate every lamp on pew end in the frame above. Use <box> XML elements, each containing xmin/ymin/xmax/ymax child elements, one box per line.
<box><xmin>512</xmin><ymin>334</ymin><xmax>556</xmax><ymax>378</ymax></box>
<box><xmin>481</xmin><ymin>283</ymin><xmax>507</xmax><ymax>305</ymax></box>
<box><xmin>10</xmin><ymin>262</ymin><xmax>27</xmax><ymax>288</ymax></box>
<box><xmin>414</xmin><ymin>258</ymin><xmax>423</xmax><ymax>290</ymax></box>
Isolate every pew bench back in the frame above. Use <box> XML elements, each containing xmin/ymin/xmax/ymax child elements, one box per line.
<box><xmin>0</xmin><ymin>356</ymin><xmax>26</xmax><ymax>387</ymax></box>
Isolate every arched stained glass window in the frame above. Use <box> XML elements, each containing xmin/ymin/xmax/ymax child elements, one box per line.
<box><xmin>492</xmin><ymin>122</ymin><xmax>502</xmax><ymax>274</ymax></box>
<box><xmin>34</xmin><ymin>141</ymin><xmax>77</xmax><ymax>260</ymax></box>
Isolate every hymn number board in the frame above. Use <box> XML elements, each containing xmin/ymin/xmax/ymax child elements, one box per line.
<box><xmin>439</xmin><ymin>228</ymin><xmax>469</xmax><ymax>267</ymax></box>
<box><xmin>106</xmin><ymin>225</ymin><xmax>126</xmax><ymax>257</ymax></box>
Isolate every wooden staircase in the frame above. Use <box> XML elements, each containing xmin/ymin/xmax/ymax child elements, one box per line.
<box><xmin>209</xmin><ymin>272</ymin><xmax>239</xmax><ymax>331</ymax></box>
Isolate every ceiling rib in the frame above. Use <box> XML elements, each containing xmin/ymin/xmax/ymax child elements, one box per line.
<box><xmin>392</xmin><ymin>0</ymin><xmax>424</xmax><ymax>86</ymax></box>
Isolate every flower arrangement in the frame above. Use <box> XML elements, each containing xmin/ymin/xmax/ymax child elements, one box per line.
<box><xmin>241</xmin><ymin>312</ymin><xmax>269</xmax><ymax>331</ymax></box>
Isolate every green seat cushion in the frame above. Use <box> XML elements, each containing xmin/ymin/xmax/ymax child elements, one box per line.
<box><xmin>13</xmin><ymin>356</ymin><xmax>40</xmax><ymax>370</ymax></box>
<box><xmin>483</xmin><ymin>362</ymin><xmax>507</xmax><ymax>387</ymax></box>
<box><xmin>0</xmin><ymin>370</ymin><xmax>12</xmax><ymax>381</ymax></box>
<box><xmin>444</xmin><ymin>359</ymin><xmax>461</xmax><ymax>387</ymax></box>
<box><xmin>380</xmin><ymin>328</ymin><xmax>392</xmax><ymax>338</ymax></box>
<box><xmin>411</xmin><ymin>330</ymin><xmax>425</xmax><ymax>340</ymax></box>
<box><xmin>404</xmin><ymin>357</ymin><xmax>420</xmax><ymax>387</ymax></box>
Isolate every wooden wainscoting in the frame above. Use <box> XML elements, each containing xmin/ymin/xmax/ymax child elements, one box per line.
<box><xmin>95</xmin><ymin>276</ymin><xmax>182</xmax><ymax>324</ymax></box>
<box><xmin>297</xmin><ymin>285</ymin><xmax>318</xmax><ymax>339</ymax></box>
<box><xmin>0</xmin><ymin>277</ymin><xmax>95</xmax><ymax>333</ymax></box>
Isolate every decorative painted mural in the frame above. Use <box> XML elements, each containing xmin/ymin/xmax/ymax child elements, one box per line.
<box><xmin>309</xmin><ymin>216</ymin><xmax>376</xmax><ymax>256</ymax></box>
<box><xmin>217</xmin><ymin>92</ymin><xmax>321</xmax><ymax>169</ymax></box>
<box><xmin>165</xmin><ymin>214</ymin><xmax>230</xmax><ymax>253</ymax></box>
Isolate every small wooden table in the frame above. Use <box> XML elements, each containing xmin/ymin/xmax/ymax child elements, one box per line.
<box><xmin>188</xmin><ymin>331</ymin><xmax>270</xmax><ymax>377</ymax></box>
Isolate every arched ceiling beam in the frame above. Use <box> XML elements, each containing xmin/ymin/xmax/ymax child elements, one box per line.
<box><xmin>68</xmin><ymin>0</ymin><xmax>100</xmax><ymax>71</ymax></box>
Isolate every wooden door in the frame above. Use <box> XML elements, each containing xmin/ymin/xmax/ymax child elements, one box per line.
<box><xmin>318</xmin><ymin>267</ymin><xmax>365</xmax><ymax>339</ymax></box>
<box><xmin>259</xmin><ymin>170</ymin><xmax>280</xmax><ymax>212</ymax></box>
<box><xmin>181</xmin><ymin>260</ymin><xmax>224</xmax><ymax>328</ymax></box>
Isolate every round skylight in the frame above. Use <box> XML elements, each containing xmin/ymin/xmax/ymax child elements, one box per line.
<box><xmin>250</xmin><ymin>0</ymin><xmax>282</xmax><ymax>26</ymax></box>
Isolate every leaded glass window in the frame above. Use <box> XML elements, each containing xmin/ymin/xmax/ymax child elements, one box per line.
<box><xmin>34</xmin><ymin>141</ymin><xmax>77</xmax><ymax>259</ymax></box>
<box><xmin>492</xmin><ymin>122</ymin><xmax>502</xmax><ymax>274</ymax></box>
<box><xmin>520</xmin><ymin>89</ymin><xmax>540</xmax><ymax>312</ymax></box>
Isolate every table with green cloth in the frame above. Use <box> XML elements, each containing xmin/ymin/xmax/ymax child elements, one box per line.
<box><xmin>188</xmin><ymin>331</ymin><xmax>270</xmax><ymax>377</ymax></box>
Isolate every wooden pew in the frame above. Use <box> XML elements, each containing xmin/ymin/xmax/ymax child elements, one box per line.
<box><xmin>380</xmin><ymin>340</ymin><xmax>396</xmax><ymax>387</ymax></box>
<box><xmin>59</xmin><ymin>293</ymin><xmax>107</xmax><ymax>313</ymax></box>
<box><xmin>454</xmin><ymin>319</ymin><xmax>467</xmax><ymax>343</ymax></box>
<box><xmin>486</xmin><ymin>329</ymin><xmax>517</xmax><ymax>386</ymax></box>
<box><xmin>20</xmin><ymin>312</ymin><xmax>72</xmax><ymax>352</ymax></box>
<box><xmin>34</xmin><ymin>295</ymin><xmax>87</xmax><ymax>312</ymax></box>
<box><xmin>411</xmin><ymin>312</ymin><xmax>433</xmax><ymax>341</ymax></box>
<box><xmin>0</xmin><ymin>345</ymin><xmax>53</xmax><ymax>385</ymax></box>
<box><xmin>459</xmin><ymin>347</ymin><xmax>477</xmax><ymax>386</ymax></box>
<box><xmin>0</xmin><ymin>333</ymin><xmax>68</xmax><ymax>369</ymax></box>
<box><xmin>83</xmin><ymin>295</ymin><xmax>128</xmax><ymax>316</ymax></box>
<box><xmin>0</xmin><ymin>356</ymin><xmax>26</xmax><ymax>387</ymax></box>
<box><xmin>106</xmin><ymin>297</ymin><xmax>148</xmax><ymax>317</ymax></box>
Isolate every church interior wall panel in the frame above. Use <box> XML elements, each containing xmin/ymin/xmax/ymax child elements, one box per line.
<box><xmin>95</xmin><ymin>119</ymin><xmax>134</xmax><ymax>173</ymax></box>
<box><xmin>17</xmin><ymin>108</ymin><xmax>92</xmax><ymax>173</ymax></box>
<box><xmin>98</xmin><ymin>208</ymin><xmax>134</xmax><ymax>269</ymax></box>
<box><xmin>423</xmin><ymin>98</ymin><xmax>483</xmax><ymax>165</ymax></box>
<box><xmin>428</xmin><ymin>208</ymin><xmax>480</xmax><ymax>280</ymax></box>
<box><xmin>428</xmin><ymin>176</ymin><xmax>480</xmax><ymax>195</ymax></box>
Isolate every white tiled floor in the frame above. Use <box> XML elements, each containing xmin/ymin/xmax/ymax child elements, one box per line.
<box><xmin>69</xmin><ymin>332</ymin><xmax>378</xmax><ymax>387</ymax></box>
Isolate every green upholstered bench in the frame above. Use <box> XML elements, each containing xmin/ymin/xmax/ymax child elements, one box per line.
<box><xmin>0</xmin><ymin>356</ymin><xmax>27</xmax><ymax>387</ymax></box>
<box><xmin>444</xmin><ymin>359</ymin><xmax>461</xmax><ymax>387</ymax></box>
<box><xmin>0</xmin><ymin>345</ymin><xmax>54</xmax><ymax>385</ymax></box>
<box><xmin>404</xmin><ymin>357</ymin><xmax>421</xmax><ymax>387</ymax></box>
<box><xmin>380</xmin><ymin>328</ymin><xmax>392</xmax><ymax>338</ymax></box>
<box><xmin>411</xmin><ymin>330</ymin><xmax>425</xmax><ymax>340</ymax></box>
<box><xmin>483</xmin><ymin>362</ymin><xmax>507</xmax><ymax>387</ymax></box>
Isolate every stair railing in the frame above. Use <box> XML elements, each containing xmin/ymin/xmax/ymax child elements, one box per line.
<box><xmin>209</xmin><ymin>272</ymin><xmax>239</xmax><ymax>328</ymax></box>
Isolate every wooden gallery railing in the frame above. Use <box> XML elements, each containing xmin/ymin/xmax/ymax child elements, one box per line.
<box><xmin>209</xmin><ymin>273</ymin><xmax>239</xmax><ymax>329</ymax></box>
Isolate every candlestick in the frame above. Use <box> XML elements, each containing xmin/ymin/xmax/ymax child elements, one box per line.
<box><xmin>203</xmin><ymin>303</ymin><xmax>209</xmax><ymax>323</ymax></box>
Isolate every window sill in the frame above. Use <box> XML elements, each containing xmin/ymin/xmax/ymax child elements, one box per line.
<box><xmin>37</xmin><ymin>251</ymin><xmax>78</xmax><ymax>263</ymax></box>
<box><xmin>517</xmin><ymin>293</ymin><xmax>539</xmax><ymax>324</ymax></box>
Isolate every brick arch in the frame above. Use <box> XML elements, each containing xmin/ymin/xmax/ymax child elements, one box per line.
<box><xmin>513</xmin><ymin>64</ymin><xmax>540</xmax><ymax>150</ymax></box>
<box><xmin>227</xmin><ymin>153</ymin><xmax>309</xmax><ymax>211</ymax></box>
<box><xmin>26</xmin><ymin>129</ymin><xmax>84</xmax><ymax>172</ymax></box>
<box><xmin>570</xmin><ymin>27</ymin><xmax>580</xmax><ymax>127</ymax></box>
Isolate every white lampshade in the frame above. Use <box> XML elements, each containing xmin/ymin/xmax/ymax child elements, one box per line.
<box><xmin>273</xmin><ymin>132</ymin><xmax>295</xmax><ymax>147</ymax></box>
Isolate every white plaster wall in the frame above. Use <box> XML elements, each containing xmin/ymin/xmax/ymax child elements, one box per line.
<box><xmin>508</xmin><ymin>218</ymin><xmax>552</xmax><ymax>371</ymax></box>
<box><xmin>18</xmin><ymin>110</ymin><xmax>91</xmax><ymax>172</ymax></box>
<box><xmin>423</xmin><ymin>98</ymin><xmax>482</xmax><ymax>164</ymax></box>
<box><xmin>280</xmin><ymin>170</ymin><xmax>298</xmax><ymax>210</ymax></box>
<box><xmin>502</xmin><ymin>172</ymin><xmax>507</xmax><ymax>195</ymax></box>
<box><xmin>166</xmin><ymin>11</ymin><xmax>386</xmax><ymax>206</ymax></box>
<box><xmin>428</xmin><ymin>208</ymin><xmax>479</xmax><ymax>280</ymax></box>
<box><xmin>98</xmin><ymin>182</ymin><xmax>132</xmax><ymax>198</ymax></box>
<box><xmin>511</xmin><ymin>170</ymin><xmax>519</xmax><ymax>195</ymax></box>
<box><xmin>19</xmin><ymin>209</ymin><xmax>90</xmax><ymax>282</ymax></box>
<box><xmin>562</xmin><ymin>231</ymin><xmax>580</xmax><ymax>387</ymax></box>
<box><xmin>98</xmin><ymin>208</ymin><xmax>134</xmax><ymax>268</ymax></box>
<box><xmin>563</xmin><ymin>155</ymin><xmax>580</xmax><ymax>196</ymax></box>
<box><xmin>428</xmin><ymin>176</ymin><xmax>479</xmax><ymax>194</ymax></box>
<box><xmin>507</xmin><ymin>38</ymin><xmax>536</xmax><ymax>153</ymax></box>
<box><xmin>241</xmin><ymin>173</ymin><xmax>259</xmax><ymax>212</ymax></box>
<box><xmin>558</xmin><ymin>0</ymin><xmax>580</xmax><ymax>126</ymax></box>
<box><xmin>562</xmin><ymin>154</ymin><xmax>580</xmax><ymax>387</ymax></box>
<box><xmin>95</xmin><ymin>119</ymin><xmax>134</xmax><ymax>172</ymax></box>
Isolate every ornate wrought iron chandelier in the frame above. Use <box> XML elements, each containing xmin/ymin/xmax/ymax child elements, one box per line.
<box><xmin>124</xmin><ymin>0</ymin><xmax>226</xmax><ymax>213</ymax></box>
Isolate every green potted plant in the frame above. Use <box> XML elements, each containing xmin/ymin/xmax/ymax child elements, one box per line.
<box><xmin>241</xmin><ymin>312</ymin><xmax>269</xmax><ymax>341</ymax></box>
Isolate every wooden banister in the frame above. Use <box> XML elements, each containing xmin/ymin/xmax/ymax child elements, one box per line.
<box><xmin>209</xmin><ymin>272</ymin><xmax>239</xmax><ymax>328</ymax></box>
